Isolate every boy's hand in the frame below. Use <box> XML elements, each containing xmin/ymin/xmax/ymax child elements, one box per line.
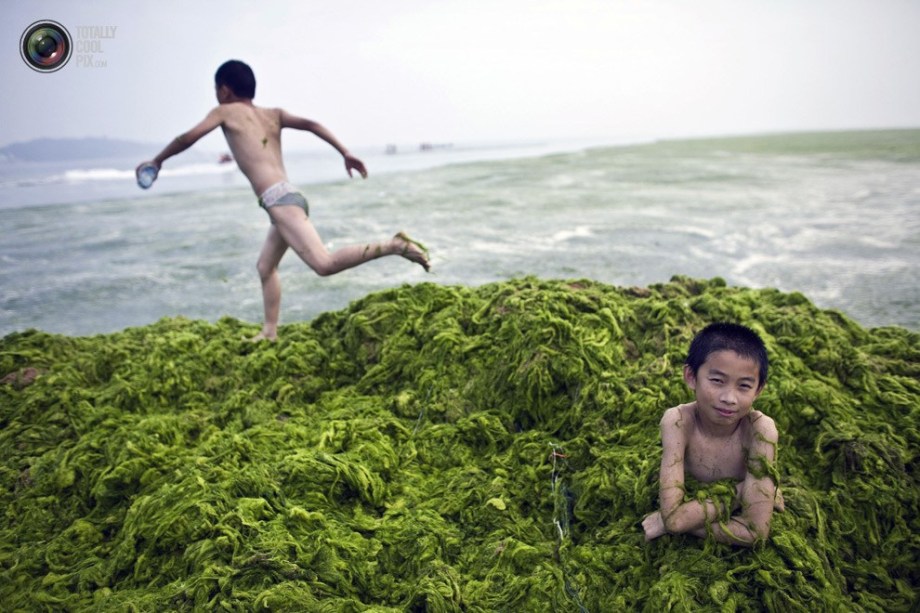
<box><xmin>344</xmin><ymin>153</ymin><xmax>367</xmax><ymax>179</ymax></box>
<box><xmin>642</xmin><ymin>511</ymin><xmax>667</xmax><ymax>541</ymax></box>
<box><xmin>135</xmin><ymin>160</ymin><xmax>161</xmax><ymax>174</ymax></box>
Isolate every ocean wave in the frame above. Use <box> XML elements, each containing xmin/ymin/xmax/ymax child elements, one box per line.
<box><xmin>550</xmin><ymin>225</ymin><xmax>594</xmax><ymax>243</ymax></box>
<box><xmin>64</xmin><ymin>168</ymin><xmax>136</xmax><ymax>182</ymax></box>
<box><xmin>2</xmin><ymin>162</ymin><xmax>237</xmax><ymax>188</ymax></box>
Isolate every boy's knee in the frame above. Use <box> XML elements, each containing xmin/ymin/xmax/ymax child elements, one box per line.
<box><xmin>312</xmin><ymin>262</ymin><xmax>335</xmax><ymax>277</ymax></box>
<box><xmin>256</xmin><ymin>260</ymin><xmax>275</xmax><ymax>281</ymax></box>
<box><xmin>307</xmin><ymin>254</ymin><xmax>336</xmax><ymax>277</ymax></box>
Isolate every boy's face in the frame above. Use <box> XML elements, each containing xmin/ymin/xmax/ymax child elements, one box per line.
<box><xmin>684</xmin><ymin>349</ymin><xmax>763</xmax><ymax>427</ymax></box>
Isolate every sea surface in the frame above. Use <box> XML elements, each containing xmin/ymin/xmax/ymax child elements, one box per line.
<box><xmin>1</xmin><ymin>129</ymin><xmax>918</xmax><ymax>337</ymax></box>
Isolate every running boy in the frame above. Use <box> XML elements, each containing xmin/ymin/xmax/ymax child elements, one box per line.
<box><xmin>137</xmin><ymin>60</ymin><xmax>430</xmax><ymax>341</ymax></box>
<box><xmin>642</xmin><ymin>323</ymin><xmax>783</xmax><ymax>547</ymax></box>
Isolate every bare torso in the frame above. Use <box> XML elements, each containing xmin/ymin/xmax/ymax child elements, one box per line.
<box><xmin>218</xmin><ymin>103</ymin><xmax>288</xmax><ymax>195</ymax></box>
<box><xmin>681</xmin><ymin>403</ymin><xmax>759</xmax><ymax>482</ymax></box>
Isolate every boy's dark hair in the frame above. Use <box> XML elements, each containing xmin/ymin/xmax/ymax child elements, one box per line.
<box><xmin>215</xmin><ymin>60</ymin><xmax>256</xmax><ymax>99</ymax></box>
<box><xmin>685</xmin><ymin>322</ymin><xmax>768</xmax><ymax>389</ymax></box>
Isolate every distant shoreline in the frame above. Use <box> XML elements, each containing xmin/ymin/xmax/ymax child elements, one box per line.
<box><xmin>3</xmin><ymin>127</ymin><xmax>918</xmax><ymax>163</ymax></box>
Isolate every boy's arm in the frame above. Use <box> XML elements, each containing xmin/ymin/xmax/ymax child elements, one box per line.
<box><xmin>704</xmin><ymin>416</ymin><xmax>780</xmax><ymax>546</ymax></box>
<box><xmin>279</xmin><ymin>110</ymin><xmax>367</xmax><ymax>178</ymax></box>
<box><xmin>644</xmin><ymin>404</ymin><xmax>726</xmax><ymax>540</ymax></box>
<box><xmin>139</xmin><ymin>107</ymin><xmax>224</xmax><ymax>171</ymax></box>
<box><xmin>652</xmin><ymin>404</ymin><xmax>728</xmax><ymax>536</ymax></box>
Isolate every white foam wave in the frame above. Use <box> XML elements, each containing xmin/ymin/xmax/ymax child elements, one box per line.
<box><xmin>550</xmin><ymin>226</ymin><xmax>593</xmax><ymax>243</ymax></box>
<box><xmin>64</xmin><ymin>168</ymin><xmax>135</xmax><ymax>182</ymax></box>
<box><xmin>160</xmin><ymin>163</ymin><xmax>237</xmax><ymax>178</ymax></box>
<box><xmin>8</xmin><ymin>161</ymin><xmax>238</xmax><ymax>188</ymax></box>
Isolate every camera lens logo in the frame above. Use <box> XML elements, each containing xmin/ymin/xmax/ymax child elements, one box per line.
<box><xmin>20</xmin><ymin>20</ymin><xmax>72</xmax><ymax>73</ymax></box>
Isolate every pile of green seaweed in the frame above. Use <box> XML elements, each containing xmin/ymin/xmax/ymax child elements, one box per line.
<box><xmin>1</xmin><ymin>277</ymin><xmax>918</xmax><ymax>611</ymax></box>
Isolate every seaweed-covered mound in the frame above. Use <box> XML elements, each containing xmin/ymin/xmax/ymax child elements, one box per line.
<box><xmin>1</xmin><ymin>277</ymin><xmax>918</xmax><ymax>611</ymax></box>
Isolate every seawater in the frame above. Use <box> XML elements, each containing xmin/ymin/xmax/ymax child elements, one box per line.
<box><xmin>1</xmin><ymin>130</ymin><xmax>918</xmax><ymax>337</ymax></box>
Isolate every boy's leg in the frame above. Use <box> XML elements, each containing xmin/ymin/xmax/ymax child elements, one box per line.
<box><xmin>268</xmin><ymin>205</ymin><xmax>429</xmax><ymax>273</ymax></box>
<box><xmin>252</xmin><ymin>225</ymin><xmax>289</xmax><ymax>341</ymax></box>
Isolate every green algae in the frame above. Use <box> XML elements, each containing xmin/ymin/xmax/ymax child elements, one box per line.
<box><xmin>1</xmin><ymin>276</ymin><xmax>918</xmax><ymax>611</ymax></box>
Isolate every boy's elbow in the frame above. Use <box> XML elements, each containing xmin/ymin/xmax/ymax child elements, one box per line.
<box><xmin>661</xmin><ymin>512</ymin><xmax>687</xmax><ymax>535</ymax></box>
<box><xmin>176</xmin><ymin>133</ymin><xmax>196</xmax><ymax>148</ymax></box>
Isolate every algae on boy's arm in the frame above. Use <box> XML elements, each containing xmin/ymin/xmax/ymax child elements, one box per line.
<box><xmin>747</xmin><ymin>431</ymin><xmax>781</xmax><ymax>478</ymax></box>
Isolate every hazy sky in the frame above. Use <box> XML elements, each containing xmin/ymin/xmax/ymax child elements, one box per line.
<box><xmin>4</xmin><ymin>0</ymin><xmax>920</xmax><ymax>152</ymax></box>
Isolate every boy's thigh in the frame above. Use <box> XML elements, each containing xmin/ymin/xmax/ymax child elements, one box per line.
<box><xmin>269</xmin><ymin>206</ymin><xmax>324</xmax><ymax>253</ymax></box>
<box><xmin>267</xmin><ymin>202</ymin><xmax>309</xmax><ymax>225</ymax></box>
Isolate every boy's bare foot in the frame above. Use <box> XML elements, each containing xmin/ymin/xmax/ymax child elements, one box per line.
<box><xmin>249</xmin><ymin>331</ymin><xmax>277</xmax><ymax>343</ymax></box>
<box><xmin>394</xmin><ymin>232</ymin><xmax>431</xmax><ymax>272</ymax></box>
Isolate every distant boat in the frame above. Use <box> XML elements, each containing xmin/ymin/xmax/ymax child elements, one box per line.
<box><xmin>385</xmin><ymin>144</ymin><xmax>398</xmax><ymax>155</ymax></box>
<box><xmin>218</xmin><ymin>153</ymin><xmax>233</xmax><ymax>164</ymax></box>
<box><xmin>420</xmin><ymin>142</ymin><xmax>453</xmax><ymax>152</ymax></box>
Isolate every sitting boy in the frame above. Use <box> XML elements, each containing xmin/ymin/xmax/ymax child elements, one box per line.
<box><xmin>642</xmin><ymin>322</ymin><xmax>784</xmax><ymax>547</ymax></box>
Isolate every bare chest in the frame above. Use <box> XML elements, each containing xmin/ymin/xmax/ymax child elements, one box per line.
<box><xmin>684</xmin><ymin>429</ymin><xmax>748</xmax><ymax>482</ymax></box>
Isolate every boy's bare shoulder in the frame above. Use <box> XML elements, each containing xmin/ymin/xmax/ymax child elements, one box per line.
<box><xmin>746</xmin><ymin>410</ymin><xmax>779</xmax><ymax>443</ymax></box>
<box><xmin>660</xmin><ymin>402</ymin><xmax>697</xmax><ymax>428</ymax></box>
<box><xmin>748</xmin><ymin>410</ymin><xmax>777</xmax><ymax>431</ymax></box>
<box><xmin>216</xmin><ymin>102</ymin><xmax>280</xmax><ymax>119</ymax></box>
<box><xmin>257</xmin><ymin>105</ymin><xmax>284</xmax><ymax>116</ymax></box>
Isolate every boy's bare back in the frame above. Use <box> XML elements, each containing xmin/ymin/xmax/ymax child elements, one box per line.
<box><xmin>158</xmin><ymin>84</ymin><xmax>366</xmax><ymax>199</ymax></box>
<box><xmin>215</xmin><ymin>103</ymin><xmax>286</xmax><ymax>194</ymax></box>
<box><xmin>168</xmin><ymin>99</ymin><xmax>290</xmax><ymax>196</ymax></box>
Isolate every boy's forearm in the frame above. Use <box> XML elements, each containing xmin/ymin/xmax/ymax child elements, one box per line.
<box><xmin>697</xmin><ymin>518</ymin><xmax>761</xmax><ymax>547</ymax></box>
<box><xmin>153</xmin><ymin>135</ymin><xmax>194</xmax><ymax>166</ymax></box>
<box><xmin>663</xmin><ymin>499</ymin><xmax>726</xmax><ymax>535</ymax></box>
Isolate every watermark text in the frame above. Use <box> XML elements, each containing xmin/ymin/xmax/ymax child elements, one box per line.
<box><xmin>74</xmin><ymin>25</ymin><xmax>117</xmax><ymax>68</ymax></box>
